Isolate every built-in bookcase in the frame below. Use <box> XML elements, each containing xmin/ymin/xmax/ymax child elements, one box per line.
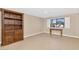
<box><xmin>1</xmin><ymin>9</ymin><xmax>23</xmax><ymax>46</ymax></box>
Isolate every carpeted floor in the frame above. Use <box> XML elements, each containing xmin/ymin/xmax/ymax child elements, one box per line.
<box><xmin>0</xmin><ymin>33</ymin><xmax>79</xmax><ymax>50</ymax></box>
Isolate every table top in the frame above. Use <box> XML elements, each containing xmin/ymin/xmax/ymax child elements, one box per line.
<box><xmin>49</xmin><ymin>27</ymin><xmax>63</xmax><ymax>30</ymax></box>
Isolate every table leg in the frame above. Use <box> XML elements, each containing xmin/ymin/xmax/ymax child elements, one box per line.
<box><xmin>61</xmin><ymin>30</ymin><xmax>63</xmax><ymax>37</ymax></box>
<box><xmin>50</xmin><ymin>29</ymin><xmax>52</xmax><ymax>35</ymax></box>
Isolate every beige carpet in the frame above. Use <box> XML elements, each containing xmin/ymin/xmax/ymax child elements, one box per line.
<box><xmin>0</xmin><ymin>33</ymin><xmax>79</xmax><ymax>50</ymax></box>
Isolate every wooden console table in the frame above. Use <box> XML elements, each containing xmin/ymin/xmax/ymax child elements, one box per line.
<box><xmin>49</xmin><ymin>28</ymin><xmax>63</xmax><ymax>37</ymax></box>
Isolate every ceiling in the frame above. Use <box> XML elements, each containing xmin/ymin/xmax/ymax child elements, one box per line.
<box><xmin>7</xmin><ymin>8</ymin><xmax>79</xmax><ymax>18</ymax></box>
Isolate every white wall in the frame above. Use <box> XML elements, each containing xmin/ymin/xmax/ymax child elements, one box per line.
<box><xmin>24</xmin><ymin>14</ymin><xmax>44</xmax><ymax>37</ymax></box>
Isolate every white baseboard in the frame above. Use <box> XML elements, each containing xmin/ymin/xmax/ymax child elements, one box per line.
<box><xmin>24</xmin><ymin>31</ymin><xmax>79</xmax><ymax>39</ymax></box>
<box><xmin>44</xmin><ymin>32</ymin><xmax>79</xmax><ymax>39</ymax></box>
<box><xmin>63</xmin><ymin>34</ymin><xmax>79</xmax><ymax>38</ymax></box>
<box><xmin>24</xmin><ymin>32</ymin><xmax>43</xmax><ymax>38</ymax></box>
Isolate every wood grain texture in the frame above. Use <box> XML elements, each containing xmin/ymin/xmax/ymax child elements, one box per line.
<box><xmin>1</xmin><ymin>8</ymin><xmax>23</xmax><ymax>46</ymax></box>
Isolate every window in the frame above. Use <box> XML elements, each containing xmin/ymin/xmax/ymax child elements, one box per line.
<box><xmin>50</xmin><ymin>18</ymin><xmax>65</xmax><ymax>28</ymax></box>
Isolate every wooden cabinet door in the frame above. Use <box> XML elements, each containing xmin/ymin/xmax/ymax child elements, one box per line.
<box><xmin>2</xmin><ymin>30</ymin><xmax>14</xmax><ymax>46</ymax></box>
<box><xmin>14</xmin><ymin>29</ymin><xmax>23</xmax><ymax>42</ymax></box>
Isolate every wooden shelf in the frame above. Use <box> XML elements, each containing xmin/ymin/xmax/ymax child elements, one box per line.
<box><xmin>4</xmin><ymin>17</ymin><xmax>22</xmax><ymax>20</ymax></box>
<box><xmin>1</xmin><ymin>8</ymin><xmax>23</xmax><ymax>46</ymax></box>
<box><xmin>4</xmin><ymin>24</ymin><xmax>22</xmax><ymax>26</ymax></box>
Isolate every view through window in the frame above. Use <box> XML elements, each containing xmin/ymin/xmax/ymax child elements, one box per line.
<box><xmin>50</xmin><ymin>18</ymin><xmax>65</xmax><ymax>28</ymax></box>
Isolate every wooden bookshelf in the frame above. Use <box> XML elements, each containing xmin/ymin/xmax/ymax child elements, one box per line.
<box><xmin>1</xmin><ymin>8</ymin><xmax>24</xmax><ymax>46</ymax></box>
